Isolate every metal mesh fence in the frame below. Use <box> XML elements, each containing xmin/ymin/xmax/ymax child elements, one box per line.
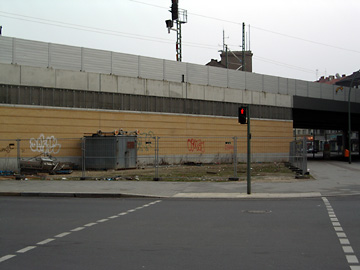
<box><xmin>0</xmin><ymin>136</ymin><xmax>306</xmax><ymax>180</ymax></box>
<box><xmin>0</xmin><ymin>139</ymin><xmax>19</xmax><ymax>174</ymax></box>
<box><xmin>138</xmin><ymin>136</ymin><xmax>305</xmax><ymax>181</ymax></box>
<box><xmin>0</xmin><ymin>137</ymin><xmax>81</xmax><ymax>174</ymax></box>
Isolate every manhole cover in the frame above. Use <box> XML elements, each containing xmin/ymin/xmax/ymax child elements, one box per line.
<box><xmin>242</xmin><ymin>210</ymin><xmax>272</xmax><ymax>214</ymax></box>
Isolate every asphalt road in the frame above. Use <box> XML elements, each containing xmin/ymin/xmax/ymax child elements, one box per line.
<box><xmin>1</xmin><ymin>196</ymin><xmax>359</xmax><ymax>270</ymax></box>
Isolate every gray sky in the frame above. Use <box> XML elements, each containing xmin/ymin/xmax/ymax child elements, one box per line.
<box><xmin>0</xmin><ymin>0</ymin><xmax>359</xmax><ymax>81</ymax></box>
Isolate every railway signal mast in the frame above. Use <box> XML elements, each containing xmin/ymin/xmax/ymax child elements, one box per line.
<box><xmin>165</xmin><ymin>0</ymin><xmax>187</xmax><ymax>62</ymax></box>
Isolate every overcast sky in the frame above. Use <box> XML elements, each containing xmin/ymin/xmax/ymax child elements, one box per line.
<box><xmin>0</xmin><ymin>0</ymin><xmax>359</xmax><ymax>81</ymax></box>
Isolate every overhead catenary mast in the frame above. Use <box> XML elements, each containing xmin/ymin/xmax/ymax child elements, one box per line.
<box><xmin>165</xmin><ymin>0</ymin><xmax>187</xmax><ymax>62</ymax></box>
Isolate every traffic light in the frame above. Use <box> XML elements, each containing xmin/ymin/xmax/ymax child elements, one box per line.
<box><xmin>238</xmin><ymin>106</ymin><xmax>247</xmax><ymax>124</ymax></box>
<box><xmin>171</xmin><ymin>0</ymin><xmax>178</xmax><ymax>21</ymax></box>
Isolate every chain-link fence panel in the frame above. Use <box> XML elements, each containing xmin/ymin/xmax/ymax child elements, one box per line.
<box><xmin>0</xmin><ymin>139</ymin><xmax>19</xmax><ymax>173</ymax></box>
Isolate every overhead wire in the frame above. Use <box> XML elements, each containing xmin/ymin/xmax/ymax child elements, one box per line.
<box><xmin>0</xmin><ymin>11</ymin><xmax>221</xmax><ymax>50</ymax></box>
<box><xmin>0</xmin><ymin>11</ymin><xmax>314</xmax><ymax>73</ymax></box>
<box><xmin>0</xmin><ymin>5</ymin><xmax>352</xmax><ymax>75</ymax></box>
<box><xmin>129</xmin><ymin>0</ymin><xmax>360</xmax><ymax>54</ymax></box>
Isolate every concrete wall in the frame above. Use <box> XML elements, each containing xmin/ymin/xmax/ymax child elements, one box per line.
<box><xmin>0</xmin><ymin>63</ymin><xmax>293</xmax><ymax>108</ymax></box>
<box><xmin>1</xmin><ymin>36</ymin><xmax>357</xmax><ymax>104</ymax></box>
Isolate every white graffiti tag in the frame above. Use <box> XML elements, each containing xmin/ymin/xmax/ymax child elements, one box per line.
<box><xmin>30</xmin><ymin>134</ymin><xmax>61</xmax><ymax>154</ymax></box>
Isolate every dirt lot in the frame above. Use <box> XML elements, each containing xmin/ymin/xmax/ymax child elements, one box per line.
<box><xmin>9</xmin><ymin>162</ymin><xmax>309</xmax><ymax>182</ymax></box>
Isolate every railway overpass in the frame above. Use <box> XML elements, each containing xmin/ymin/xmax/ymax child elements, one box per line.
<box><xmin>0</xmin><ymin>36</ymin><xmax>359</xmax><ymax>170</ymax></box>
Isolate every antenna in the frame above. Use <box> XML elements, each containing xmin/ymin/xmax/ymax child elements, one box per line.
<box><xmin>248</xmin><ymin>24</ymin><xmax>251</xmax><ymax>51</ymax></box>
<box><xmin>222</xmin><ymin>29</ymin><xmax>229</xmax><ymax>53</ymax></box>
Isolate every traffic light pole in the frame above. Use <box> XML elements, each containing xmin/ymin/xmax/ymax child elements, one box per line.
<box><xmin>246</xmin><ymin>106</ymin><xmax>251</xmax><ymax>194</ymax></box>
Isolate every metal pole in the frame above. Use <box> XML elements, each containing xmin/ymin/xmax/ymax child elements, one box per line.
<box><xmin>226</xmin><ymin>45</ymin><xmax>228</xmax><ymax>69</ymax></box>
<box><xmin>303</xmin><ymin>137</ymin><xmax>307</xmax><ymax>176</ymax></box>
<box><xmin>234</xmin><ymin>137</ymin><xmax>237</xmax><ymax>179</ymax></box>
<box><xmin>229</xmin><ymin>137</ymin><xmax>239</xmax><ymax>181</ymax></box>
<box><xmin>247</xmin><ymin>105</ymin><xmax>251</xmax><ymax>194</ymax></box>
<box><xmin>153</xmin><ymin>136</ymin><xmax>160</xmax><ymax>181</ymax></box>
<box><xmin>347</xmin><ymin>69</ymin><xmax>360</xmax><ymax>164</ymax></box>
<box><xmin>81</xmin><ymin>137</ymin><xmax>86</xmax><ymax>179</ymax></box>
<box><xmin>348</xmin><ymin>89</ymin><xmax>352</xmax><ymax>164</ymax></box>
<box><xmin>176</xmin><ymin>20</ymin><xmax>182</xmax><ymax>61</ymax></box>
<box><xmin>242</xmin><ymin>22</ymin><xmax>245</xmax><ymax>71</ymax></box>
<box><xmin>16</xmin><ymin>139</ymin><xmax>21</xmax><ymax>174</ymax></box>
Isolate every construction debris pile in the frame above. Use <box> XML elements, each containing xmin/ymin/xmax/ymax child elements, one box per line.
<box><xmin>20</xmin><ymin>154</ymin><xmax>74</xmax><ymax>175</ymax></box>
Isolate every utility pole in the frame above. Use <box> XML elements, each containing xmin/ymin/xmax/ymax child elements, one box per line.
<box><xmin>223</xmin><ymin>29</ymin><xmax>226</xmax><ymax>53</ymax></box>
<box><xmin>242</xmin><ymin>22</ymin><xmax>245</xmax><ymax>71</ymax></box>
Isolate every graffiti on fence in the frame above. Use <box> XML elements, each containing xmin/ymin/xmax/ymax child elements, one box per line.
<box><xmin>187</xmin><ymin>138</ymin><xmax>205</xmax><ymax>153</ymax></box>
<box><xmin>224</xmin><ymin>142</ymin><xmax>234</xmax><ymax>151</ymax></box>
<box><xmin>29</xmin><ymin>134</ymin><xmax>61</xmax><ymax>154</ymax></box>
<box><xmin>137</xmin><ymin>131</ymin><xmax>155</xmax><ymax>152</ymax></box>
<box><xmin>1</xmin><ymin>144</ymin><xmax>14</xmax><ymax>154</ymax></box>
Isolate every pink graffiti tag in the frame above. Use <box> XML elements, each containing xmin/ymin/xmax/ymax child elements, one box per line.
<box><xmin>187</xmin><ymin>138</ymin><xmax>205</xmax><ymax>153</ymax></box>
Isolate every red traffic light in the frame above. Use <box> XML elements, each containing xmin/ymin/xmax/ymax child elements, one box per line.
<box><xmin>238</xmin><ymin>106</ymin><xmax>247</xmax><ymax>124</ymax></box>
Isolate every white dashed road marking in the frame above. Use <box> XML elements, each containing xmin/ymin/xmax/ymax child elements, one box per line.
<box><xmin>97</xmin><ymin>218</ymin><xmax>109</xmax><ymax>223</ymax></box>
<box><xmin>55</xmin><ymin>232</ymin><xmax>71</xmax><ymax>238</ymax></box>
<box><xmin>71</xmin><ymin>227</ymin><xmax>85</xmax><ymax>232</ymax></box>
<box><xmin>322</xmin><ymin>197</ymin><xmax>359</xmax><ymax>269</ymax></box>
<box><xmin>84</xmin><ymin>222</ymin><xmax>97</xmax><ymax>227</ymax></box>
<box><xmin>37</xmin><ymin>238</ymin><xmax>55</xmax><ymax>245</ymax></box>
<box><xmin>0</xmin><ymin>200</ymin><xmax>162</xmax><ymax>264</ymax></box>
<box><xmin>0</xmin><ymin>255</ymin><xmax>16</xmax><ymax>263</ymax></box>
<box><xmin>17</xmin><ymin>246</ymin><xmax>37</xmax><ymax>253</ymax></box>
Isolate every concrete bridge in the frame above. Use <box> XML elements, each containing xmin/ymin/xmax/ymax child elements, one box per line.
<box><xmin>1</xmin><ymin>36</ymin><xmax>359</xmax><ymax>130</ymax></box>
<box><xmin>0</xmin><ymin>35</ymin><xmax>359</xmax><ymax>167</ymax></box>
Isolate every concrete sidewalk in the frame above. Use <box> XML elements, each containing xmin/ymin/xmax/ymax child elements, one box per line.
<box><xmin>1</xmin><ymin>160</ymin><xmax>359</xmax><ymax>199</ymax></box>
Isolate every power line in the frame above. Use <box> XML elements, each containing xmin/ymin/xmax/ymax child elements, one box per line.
<box><xmin>250</xmin><ymin>25</ymin><xmax>360</xmax><ymax>54</ymax></box>
<box><xmin>0</xmin><ymin>10</ymin><xmax>338</xmax><ymax>75</ymax></box>
<box><xmin>0</xmin><ymin>11</ymin><xmax>220</xmax><ymax>51</ymax></box>
<box><xmin>0</xmin><ymin>11</ymin><xmax>171</xmax><ymax>42</ymax></box>
<box><xmin>130</xmin><ymin>0</ymin><xmax>360</xmax><ymax>55</ymax></box>
<box><xmin>129</xmin><ymin>0</ymin><xmax>242</xmax><ymax>25</ymax></box>
<box><xmin>253</xmin><ymin>56</ymin><xmax>315</xmax><ymax>74</ymax></box>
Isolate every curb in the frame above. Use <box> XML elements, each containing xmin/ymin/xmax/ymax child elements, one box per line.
<box><xmin>0</xmin><ymin>191</ymin><xmax>324</xmax><ymax>199</ymax></box>
<box><xmin>0</xmin><ymin>192</ymin><xmax>164</xmax><ymax>199</ymax></box>
<box><xmin>172</xmin><ymin>192</ymin><xmax>322</xmax><ymax>199</ymax></box>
